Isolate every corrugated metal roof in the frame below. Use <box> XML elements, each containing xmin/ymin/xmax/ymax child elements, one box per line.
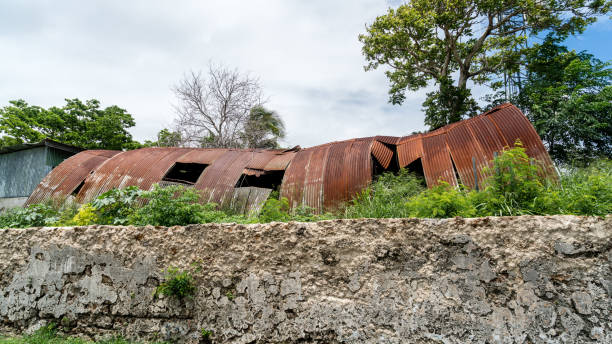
<box><xmin>25</xmin><ymin>150</ymin><xmax>119</xmax><ymax>205</ymax></box>
<box><xmin>371</xmin><ymin>141</ymin><xmax>394</xmax><ymax>169</ymax></box>
<box><xmin>26</xmin><ymin>103</ymin><xmax>556</xmax><ymax>213</ymax></box>
<box><xmin>397</xmin><ymin>135</ymin><xmax>423</xmax><ymax>167</ymax></box>
<box><xmin>421</xmin><ymin>132</ymin><xmax>458</xmax><ymax>186</ymax></box>
<box><xmin>0</xmin><ymin>138</ymin><xmax>83</xmax><ymax>155</ymax></box>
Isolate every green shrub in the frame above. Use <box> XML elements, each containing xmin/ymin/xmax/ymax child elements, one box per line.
<box><xmin>556</xmin><ymin>159</ymin><xmax>612</xmax><ymax>216</ymax></box>
<box><xmin>258</xmin><ymin>197</ymin><xmax>291</xmax><ymax>222</ymax></box>
<box><xmin>344</xmin><ymin>169</ymin><xmax>425</xmax><ymax>218</ymax></box>
<box><xmin>406</xmin><ymin>182</ymin><xmax>477</xmax><ymax>218</ymax></box>
<box><xmin>130</xmin><ymin>184</ymin><xmax>222</xmax><ymax>226</ymax></box>
<box><xmin>476</xmin><ymin>141</ymin><xmax>550</xmax><ymax>216</ymax></box>
<box><xmin>290</xmin><ymin>205</ymin><xmax>335</xmax><ymax>222</ymax></box>
<box><xmin>70</xmin><ymin>203</ymin><xmax>99</xmax><ymax>226</ymax></box>
<box><xmin>0</xmin><ymin>204</ymin><xmax>60</xmax><ymax>229</ymax></box>
<box><xmin>155</xmin><ymin>267</ymin><xmax>196</xmax><ymax>299</ymax></box>
<box><xmin>257</xmin><ymin>197</ymin><xmax>334</xmax><ymax>223</ymax></box>
<box><xmin>91</xmin><ymin>186</ymin><xmax>142</xmax><ymax>225</ymax></box>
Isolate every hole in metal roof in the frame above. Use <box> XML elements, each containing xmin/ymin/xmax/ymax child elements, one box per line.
<box><xmin>162</xmin><ymin>162</ymin><xmax>208</xmax><ymax>185</ymax></box>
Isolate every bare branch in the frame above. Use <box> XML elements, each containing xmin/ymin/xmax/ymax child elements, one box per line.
<box><xmin>172</xmin><ymin>63</ymin><xmax>265</xmax><ymax>148</ymax></box>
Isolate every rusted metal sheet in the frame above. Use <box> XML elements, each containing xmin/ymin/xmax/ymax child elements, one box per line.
<box><xmin>25</xmin><ymin>150</ymin><xmax>119</xmax><ymax>205</ymax></box>
<box><xmin>302</xmin><ymin>145</ymin><xmax>331</xmax><ymax>211</ymax></box>
<box><xmin>245</xmin><ymin>150</ymin><xmax>277</xmax><ymax>170</ymax></box>
<box><xmin>446</xmin><ymin>124</ymin><xmax>487</xmax><ymax>189</ymax></box>
<box><xmin>123</xmin><ymin>148</ymin><xmax>195</xmax><ymax>192</ymax></box>
<box><xmin>320</xmin><ymin>142</ymin><xmax>350</xmax><ymax>210</ymax></box>
<box><xmin>324</xmin><ymin>139</ymin><xmax>373</xmax><ymax>209</ymax></box>
<box><xmin>175</xmin><ymin>149</ymin><xmax>228</xmax><ymax>165</ymax></box>
<box><xmin>264</xmin><ymin>151</ymin><xmax>296</xmax><ymax>171</ymax></box>
<box><xmin>488</xmin><ymin>105</ymin><xmax>556</xmax><ymax>177</ymax></box>
<box><xmin>242</xmin><ymin>168</ymin><xmax>265</xmax><ymax>176</ymax></box>
<box><xmin>77</xmin><ymin>149</ymin><xmax>130</xmax><ymax>202</ymax></box>
<box><xmin>195</xmin><ymin>150</ymin><xmax>255</xmax><ymax>207</ymax></box>
<box><xmin>229</xmin><ymin>187</ymin><xmax>271</xmax><ymax>215</ymax></box>
<box><xmin>279</xmin><ymin>138</ymin><xmax>377</xmax><ymax>212</ymax></box>
<box><xmin>421</xmin><ymin>132</ymin><xmax>458</xmax><ymax>186</ymax></box>
<box><xmin>374</xmin><ymin>136</ymin><xmax>402</xmax><ymax>145</ymax></box>
<box><xmin>397</xmin><ymin>135</ymin><xmax>423</xmax><ymax>167</ymax></box>
<box><xmin>280</xmin><ymin>149</ymin><xmax>311</xmax><ymax>208</ymax></box>
<box><xmin>115</xmin><ymin>148</ymin><xmax>179</xmax><ymax>191</ymax></box>
<box><xmin>78</xmin><ymin>148</ymin><xmax>161</xmax><ymax>202</ymax></box>
<box><xmin>371</xmin><ymin>141</ymin><xmax>393</xmax><ymax>169</ymax></box>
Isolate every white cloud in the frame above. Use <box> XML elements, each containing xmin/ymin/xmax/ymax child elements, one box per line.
<box><xmin>0</xmin><ymin>0</ymin><xmax>429</xmax><ymax>147</ymax></box>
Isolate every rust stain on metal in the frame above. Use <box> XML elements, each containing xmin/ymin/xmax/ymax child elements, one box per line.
<box><xmin>396</xmin><ymin>135</ymin><xmax>423</xmax><ymax>167</ymax></box>
<box><xmin>25</xmin><ymin>150</ymin><xmax>119</xmax><ymax>205</ymax></box>
<box><xmin>27</xmin><ymin>103</ymin><xmax>556</xmax><ymax>213</ymax></box>
<box><xmin>371</xmin><ymin>140</ymin><xmax>393</xmax><ymax>169</ymax></box>
<box><xmin>421</xmin><ymin>132</ymin><xmax>458</xmax><ymax>186</ymax></box>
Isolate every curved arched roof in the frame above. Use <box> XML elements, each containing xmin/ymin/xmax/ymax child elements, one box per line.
<box><xmin>26</xmin><ymin>103</ymin><xmax>555</xmax><ymax>212</ymax></box>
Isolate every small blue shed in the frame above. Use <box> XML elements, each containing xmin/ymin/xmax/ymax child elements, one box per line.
<box><xmin>0</xmin><ymin>139</ymin><xmax>82</xmax><ymax>210</ymax></box>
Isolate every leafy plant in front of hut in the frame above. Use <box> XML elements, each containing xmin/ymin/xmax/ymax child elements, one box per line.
<box><xmin>91</xmin><ymin>186</ymin><xmax>142</xmax><ymax>225</ymax></box>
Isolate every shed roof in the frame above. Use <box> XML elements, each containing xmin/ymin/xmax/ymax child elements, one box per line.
<box><xmin>0</xmin><ymin>139</ymin><xmax>83</xmax><ymax>155</ymax></box>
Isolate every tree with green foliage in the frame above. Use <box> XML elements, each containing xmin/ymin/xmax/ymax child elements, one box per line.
<box><xmin>512</xmin><ymin>36</ymin><xmax>611</xmax><ymax>164</ymax></box>
<box><xmin>242</xmin><ymin>106</ymin><xmax>286</xmax><ymax>149</ymax></box>
<box><xmin>359</xmin><ymin>0</ymin><xmax>610</xmax><ymax>130</ymax></box>
<box><xmin>138</xmin><ymin>129</ymin><xmax>183</xmax><ymax>148</ymax></box>
<box><xmin>0</xmin><ymin>98</ymin><xmax>137</xmax><ymax>150</ymax></box>
<box><xmin>157</xmin><ymin>128</ymin><xmax>182</xmax><ymax>147</ymax></box>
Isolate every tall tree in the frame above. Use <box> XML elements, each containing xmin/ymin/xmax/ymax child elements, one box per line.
<box><xmin>242</xmin><ymin>106</ymin><xmax>286</xmax><ymax>149</ymax></box>
<box><xmin>359</xmin><ymin>0</ymin><xmax>610</xmax><ymax>130</ymax></box>
<box><xmin>0</xmin><ymin>99</ymin><xmax>137</xmax><ymax>150</ymax></box>
<box><xmin>512</xmin><ymin>36</ymin><xmax>611</xmax><ymax>164</ymax></box>
<box><xmin>156</xmin><ymin>129</ymin><xmax>183</xmax><ymax>147</ymax></box>
<box><xmin>173</xmin><ymin>64</ymin><xmax>265</xmax><ymax>148</ymax></box>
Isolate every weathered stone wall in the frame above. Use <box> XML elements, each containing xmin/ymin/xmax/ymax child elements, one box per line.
<box><xmin>0</xmin><ymin>216</ymin><xmax>610</xmax><ymax>343</ymax></box>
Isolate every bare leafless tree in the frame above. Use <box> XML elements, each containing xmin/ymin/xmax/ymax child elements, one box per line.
<box><xmin>172</xmin><ymin>64</ymin><xmax>265</xmax><ymax>148</ymax></box>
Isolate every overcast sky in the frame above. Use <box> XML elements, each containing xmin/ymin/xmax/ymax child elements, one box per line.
<box><xmin>1</xmin><ymin>1</ymin><xmax>610</xmax><ymax>148</ymax></box>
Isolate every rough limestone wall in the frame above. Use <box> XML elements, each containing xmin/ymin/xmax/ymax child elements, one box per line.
<box><xmin>0</xmin><ymin>216</ymin><xmax>610</xmax><ymax>344</ymax></box>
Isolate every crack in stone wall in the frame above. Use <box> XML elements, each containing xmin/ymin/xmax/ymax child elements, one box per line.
<box><xmin>0</xmin><ymin>216</ymin><xmax>610</xmax><ymax>343</ymax></box>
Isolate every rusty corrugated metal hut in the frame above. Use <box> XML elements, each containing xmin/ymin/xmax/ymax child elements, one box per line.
<box><xmin>26</xmin><ymin>103</ymin><xmax>556</xmax><ymax>213</ymax></box>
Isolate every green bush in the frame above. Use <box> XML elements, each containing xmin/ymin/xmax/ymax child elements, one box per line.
<box><xmin>91</xmin><ymin>186</ymin><xmax>142</xmax><ymax>225</ymax></box>
<box><xmin>0</xmin><ymin>202</ymin><xmax>78</xmax><ymax>229</ymax></box>
<box><xmin>405</xmin><ymin>182</ymin><xmax>477</xmax><ymax>218</ymax></box>
<box><xmin>155</xmin><ymin>267</ymin><xmax>196</xmax><ymax>299</ymax></box>
<box><xmin>258</xmin><ymin>197</ymin><xmax>291</xmax><ymax>222</ymax></box>
<box><xmin>556</xmin><ymin>159</ymin><xmax>612</xmax><ymax>216</ymax></box>
<box><xmin>476</xmin><ymin>141</ymin><xmax>551</xmax><ymax>216</ymax></box>
<box><xmin>70</xmin><ymin>203</ymin><xmax>99</xmax><ymax>226</ymax></box>
<box><xmin>257</xmin><ymin>196</ymin><xmax>335</xmax><ymax>223</ymax></box>
<box><xmin>130</xmin><ymin>184</ymin><xmax>225</xmax><ymax>226</ymax></box>
<box><xmin>344</xmin><ymin>169</ymin><xmax>425</xmax><ymax>218</ymax></box>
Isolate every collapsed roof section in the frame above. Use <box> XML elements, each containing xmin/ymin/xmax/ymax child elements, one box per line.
<box><xmin>26</xmin><ymin>103</ymin><xmax>556</xmax><ymax>212</ymax></box>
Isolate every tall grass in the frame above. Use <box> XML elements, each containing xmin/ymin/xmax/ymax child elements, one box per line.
<box><xmin>343</xmin><ymin>169</ymin><xmax>425</xmax><ymax>218</ymax></box>
<box><xmin>556</xmin><ymin>159</ymin><xmax>612</xmax><ymax>216</ymax></box>
<box><xmin>0</xmin><ymin>323</ymin><xmax>166</xmax><ymax>344</ymax></box>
